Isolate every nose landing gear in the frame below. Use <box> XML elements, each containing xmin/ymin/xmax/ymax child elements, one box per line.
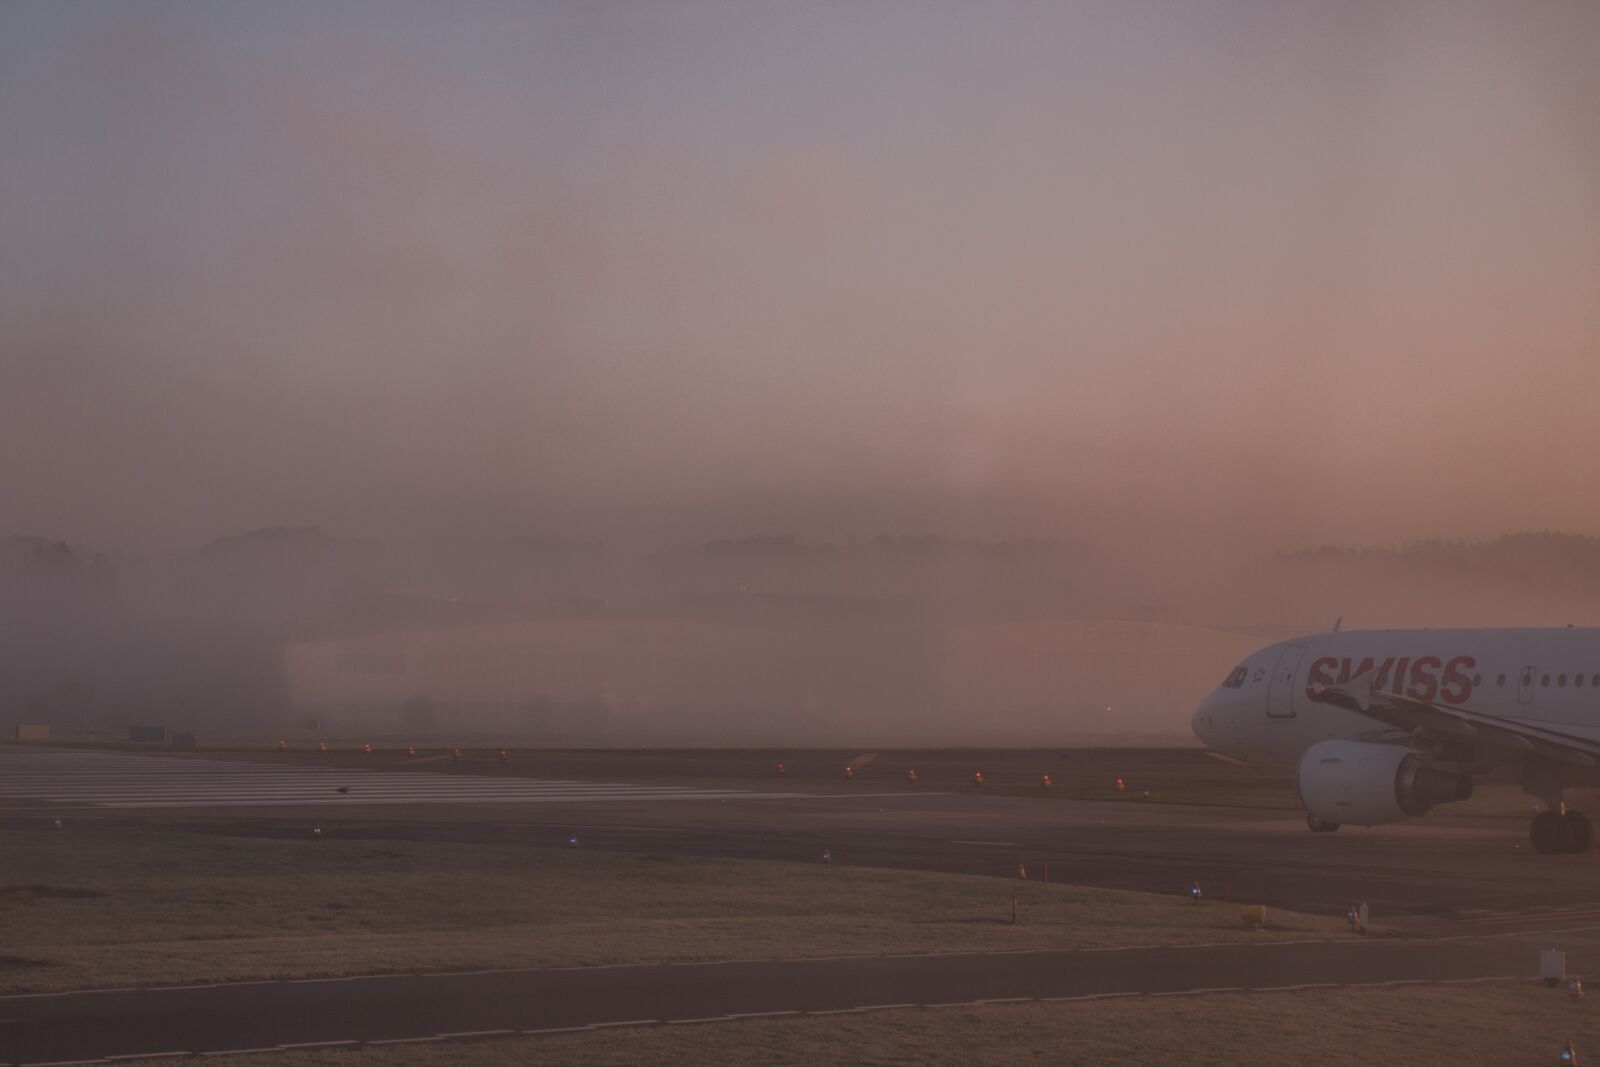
<box><xmin>1531</xmin><ymin>809</ymin><xmax>1592</xmax><ymax>854</ymax></box>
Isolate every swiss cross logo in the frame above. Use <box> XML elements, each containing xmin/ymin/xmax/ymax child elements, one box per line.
<box><xmin>1250</xmin><ymin>667</ymin><xmax>1267</xmax><ymax>684</ymax></box>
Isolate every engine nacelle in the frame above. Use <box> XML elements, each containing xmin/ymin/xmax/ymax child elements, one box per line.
<box><xmin>1297</xmin><ymin>740</ymin><xmax>1473</xmax><ymax>827</ymax></box>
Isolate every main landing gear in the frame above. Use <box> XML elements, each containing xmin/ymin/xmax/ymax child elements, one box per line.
<box><xmin>1531</xmin><ymin>809</ymin><xmax>1592</xmax><ymax>855</ymax></box>
<box><xmin>1306</xmin><ymin>812</ymin><xmax>1340</xmax><ymax>833</ymax></box>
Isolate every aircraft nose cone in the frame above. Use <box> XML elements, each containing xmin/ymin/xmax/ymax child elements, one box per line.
<box><xmin>1191</xmin><ymin>693</ymin><xmax>1221</xmax><ymax>748</ymax></box>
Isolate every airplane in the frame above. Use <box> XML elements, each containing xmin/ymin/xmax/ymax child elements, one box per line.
<box><xmin>1191</xmin><ymin>625</ymin><xmax>1600</xmax><ymax>853</ymax></box>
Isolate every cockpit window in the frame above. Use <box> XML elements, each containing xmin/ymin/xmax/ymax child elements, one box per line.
<box><xmin>1222</xmin><ymin>666</ymin><xmax>1248</xmax><ymax>689</ymax></box>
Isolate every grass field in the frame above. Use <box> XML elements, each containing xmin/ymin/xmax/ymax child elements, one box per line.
<box><xmin>126</xmin><ymin>981</ymin><xmax>1597</xmax><ymax>1066</ymax></box>
<box><xmin>2</xmin><ymin>819</ymin><xmax>1349</xmax><ymax>994</ymax></box>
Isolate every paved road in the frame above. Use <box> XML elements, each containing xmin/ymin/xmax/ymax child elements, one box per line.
<box><xmin>2</xmin><ymin>933</ymin><xmax>1585</xmax><ymax>1065</ymax></box>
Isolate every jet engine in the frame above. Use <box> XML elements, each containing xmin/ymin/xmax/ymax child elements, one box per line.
<box><xmin>1297</xmin><ymin>740</ymin><xmax>1474</xmax><ymax>827</ymax></box>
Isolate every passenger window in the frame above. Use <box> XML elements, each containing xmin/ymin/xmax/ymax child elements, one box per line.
<box><xmin>1497</xmin><ymin>674</ymin><xmax>1506</xmax><ymax>686</ymax></box>
<box><xmin>1542</xmin><ymin>674</ymin><xmax>1551</xmax><ymax>687</ymax></box>
<box><xmin>1559</xmin><ymin>674</ymin><xmax>1568</xmax><ymax>687</ymax></box>
<box><xmin>1472</xmin><ymin>674</ymin><xmax>1482</xmax><ymax>686</ymax></box>
<box><xmin>1580</xmin><ymin>675</ymin><xmax>1587</xmax><ymax>689</ymax></box>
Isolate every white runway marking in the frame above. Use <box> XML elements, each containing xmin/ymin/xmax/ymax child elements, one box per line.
<box><xmin>0</xmin><ymin>750</ymin><xmax>827</xmax><ymax>810</ymax></box>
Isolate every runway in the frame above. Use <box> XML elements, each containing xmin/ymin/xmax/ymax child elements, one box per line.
<box><xmin>1</xmin><ymin>932</ymin><xmax>1583</xmax><ymax>1065</ymax></box>
<box><xmin>8</xmin><ymin>745</ymin><xmax>1600</xmax><ymax>1061</ymax></box>
<box><xmin>0</xmin><ymin>748</ymin><xmax>924</xmax><ymax>809</ymax></box>
<box><xmin>6</xmin><ymin>745</ymin><xmax>1596</xmax><ymax>933</ymax></box>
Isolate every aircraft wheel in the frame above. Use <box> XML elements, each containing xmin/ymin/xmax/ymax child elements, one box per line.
<box><xmin>1531</xmin><ymin>810</ymin><xmax>1567</xmax><ymax>854</ymax></box>
<box><xmin>1306</xmin><ymin>813</ymin><xmax>1340</xmax><ymax>833</ymax></box>
<box><xmin>1563</xmin><ymin>811</ymin><xmax>1592</xmax><ymax>854</ymax></box>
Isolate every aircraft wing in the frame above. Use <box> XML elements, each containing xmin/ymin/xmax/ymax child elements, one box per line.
<box><xmin>1310</xmin><ymin>672</ymin><xmax>1600</xmax><ymax>767</ymax></box>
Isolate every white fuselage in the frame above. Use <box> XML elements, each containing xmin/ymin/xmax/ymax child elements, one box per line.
<box><xmin>1191</xmin><ymin>627</ymin><xmax>1600</xmax><ymax>766</ymax></box>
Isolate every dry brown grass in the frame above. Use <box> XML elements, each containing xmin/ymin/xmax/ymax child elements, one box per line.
<box><xmin>127</xmin><ymin>981</ymin><xmax>1597</xmax><ymax>1066</ymax></box>
<box><xmin>2</xmin><ymin>820</ymin><xmax>1346</xmax><ymax>993</ymax></box>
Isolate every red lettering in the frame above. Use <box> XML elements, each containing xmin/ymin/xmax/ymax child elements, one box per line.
<box><xmin>1440</xmin><ymin>655</ymin><xmax>1475</xmax><ymax>704</ymax></box>
<box><xmin>1406</xmin><ymin>656</ymin><xmax>1441</xmax><ymax>701</ymax></box>
<box><xmin>1303</xmin><ymin>653</ymin><xmax>1474</xmax><ymax>705</ymax></box>
<box><xmin>1305</xmin><ymin>657</ymin><xmax>1338</xmax><ymax>701</ymax></box>
<box><xmin>1390</xmin><ymin>657</ymin><xmax>1411</xmax><ymax>695</ymax></box>
<box><xmin>1372</xmin><ymin>657</ymin><xmax>1397</xmax><ymax>691</ymax></box>
<box><xmin>1343</xmin><ymin>657</ymin><xmax>1375</xmax><ymax>684</ymax></box>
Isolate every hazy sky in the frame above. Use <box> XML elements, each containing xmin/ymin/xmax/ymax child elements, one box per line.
<box><xmin>2</xmin><ymin>1</ymin><xmax>1596</xmax><ymax>554</ymax></box>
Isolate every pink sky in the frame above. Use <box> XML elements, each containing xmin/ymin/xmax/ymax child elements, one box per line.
<box><xmin>1</xmin><ymin>1</ymin><xmax>1595</xmax><ymax>554</ymax></box>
